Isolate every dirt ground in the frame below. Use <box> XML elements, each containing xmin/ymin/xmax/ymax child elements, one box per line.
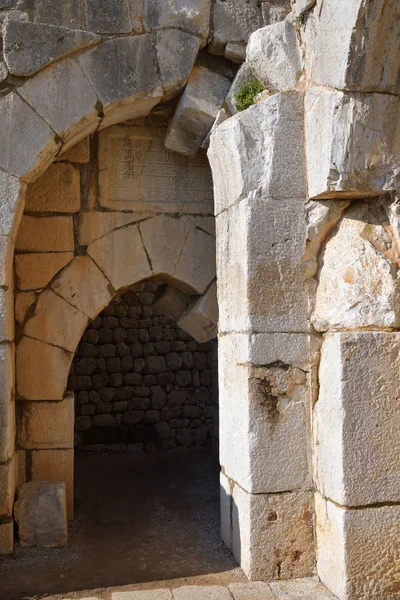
<box><xmin>0</xmin><ymin>450</ymin><xmax>245</xmax><ymax>600</ymax></box>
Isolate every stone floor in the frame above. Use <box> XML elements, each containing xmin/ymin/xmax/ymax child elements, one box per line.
<box><xmin>0</xmin><ymin>450</ymin><xmax>338</xmax><ymax>600</ymax></box>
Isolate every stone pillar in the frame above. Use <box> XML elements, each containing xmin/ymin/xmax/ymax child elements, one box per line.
<box><xmin>209</xmin><ymin>92</ymin><xmax>314</xmax><ymax>580</ymax></box>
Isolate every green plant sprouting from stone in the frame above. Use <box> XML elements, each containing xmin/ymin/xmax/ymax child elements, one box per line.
<box><xmin>234</xmin><ymin>80</ymin><xmax>264</xmax><ymax>112</ymax></box>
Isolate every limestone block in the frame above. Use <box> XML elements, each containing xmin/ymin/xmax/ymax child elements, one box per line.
<box><xmin>0</xmin><ymin>456</ymin><xmax>15</xmax><ymax>517</ymax></box>
<box><xmin>227</xmin><ymin>482</ymin><xmax>314</xmax><ymax>581</ymax></box>
<box><xmin>3</xmin><ymin>20</ymin><xmax>100</xmax><ymax>76</ymax></box>
<box><xmin>173</xmin><ymin>225</ymin><xmax>216</xmax><ymax>295</ymax></box>
<box><xmin>315</xmin><ymin>492</ymin><xmax>400</xmax><ymax>600</ymax></box>
<box><xmin>19</xmin><ymin>59</ymin><xmax>99</xmax><ymax>151</ymax></box>
<box><xmin>87</xmin><ymin>224</ymin><xmax>152</xmax><ymax>292</ymax></box>
<box><xmin>165</xmin><ymin>66</ymin><xmax>231</xmax><ymax>157</ymax></box>
<box><xmin>313</xmin><ymin>201</ymin><xmax>400</xmax><ymax>331</ymax></box>
<box><xmin>112</xmin><ymin>591</ymin><xmax>172</xmax><ymax>600</ymax></box>
<box><xmin>143</xmin><ymin>0</ymin><xmax>211</xmax><ymax>46</ymax></box>
<box><xmin>156</xmin><ymin>29</ymin><xmax>201</xmax><ymax>99</ymax></box>
<box><xmin>233</xmin><ymin>332</ymin><xmax>311</xmax><ymax>371</ymax></box>
<box><xmin>33</xmin><ymin>0</ymin><xmax>81</xmax><ymax>28</ymax></box>
<box><xmin>314</xmin><ymin>332</ymin><xmax>400</xmax><ymax>506</ymax></box>
<box><xmin>14</xmin><ymin>481</ymin><xmax>67</xmax><ymax>547</ymax></box>
<box><xmin>312</xmin><ymin>0</ymin><xmax>400</xmax><ymax>95</ymax></box>
<box><xmin>229</xmin><ymin>582</ymin><xmax>275</xmax><ymax>600</ymax></box>
<box><xmin>208</xmin><ymin>0</ymin><xmax>262</xmax><ymax>59</ymax></box>
<box><xmin>0</xmin><ymin>287</ymin><xmax>13</xmax><ymax>343</ymax></box>
<box><xmin>78</xmin><ymin>212</ymin><xmax>146</xmax><ymax>246</ymax></box>
<box><xmin>52</xmin><ymin>255</ymin><xmax>113</xmax><ymax>320</ymax></box>
<box><xmin>130</xmin><ymin>0</ymin><xmax>144</xmax><ymax>33</ymax></box>
<box><xmin>24</xmin><ymin>289</ymin><xmax>88</xmax><ymax>353</ymax></box>
<box><xmin>246</xmin><ymin>21</ymin><xmax>302</xmax><ymax>91</ymax></box>
<box><xmin>261</xmin><ymin>0</ymin><xmax>291</xmax><ymax>25</ymax></box>
<box><xmin>306</xmin><ymin>88</ymin><xmax>400</xmax><ymax>199</ymax></box>
<box><xmin>16</xmin><ymin>215</ymin><xmax>74</xmax><ymax>253</ymax></box>
<box><xmin>0</xmin><ymin>522</ymin><xmax>13</xmax><ymax>554</ymax></box>
<box><xmin>15</xmin><ymin>291</ymin><xmax>35</xmax><ymax>324</ymax></box>
<box><xmin>153</xmin><ymin>285</ymin><xmax>191</xmax><ymax>322</ymax></box>
<box><xmin>0</xmin><ymin>61</ymin><xmax>9</xmax><ymax>83</ymax></box>
<box><xmin>0</xmin><ymin>170</ymin><xmax>25</xmax><ymax>239</ymax></box>
<box><xmin>178</xmin><ymin>282</ymin><xmax>218</xmax><ymax>343</ymax></box>
<box><xmin>78</xmin><ymin>36</ymin><xmax>162</xmax><ymax>129</ymax></box>
<box><xmin>219</xmin><ymin>333</ymin><xmax>310</xmax><ymax>494</ymax></box>
<box><xmin>15</xmin><ymin>252</ymin><xmax>74</xmax><ymax>291</ymax></box>
<box><xmin>208</xmin><ymin>93</ymin><xmax>306</xmax><ymax>213</ymax></box>
<box><xmin>216</xmin><ymin>197</ymin><xmax>308</xmax><ymax>334</ymax></box>
<box><xmin>25</xmin><ymin>163</ymin><xmax>80</xmax><ymax>213</ymax></box>
<box><xmin>201</xmin><ymin>108</ymin><xmax>227</xmax><ymax>149</ymax></box>
<box><xmin>16</xmin><ymin>337</ymin><xmax>72</xmax><ymax>401</ymax></box>
<box><xmin>31</xmin><ymin>449</ymin><xmax>74</xmax><ymax>518</ymax></box>
<box><xmin>270</xmin><ymin>578</ymin><xmax>338</xmax><ymax>599</ymax></box>
<box><xmin>173</xmin><ymin>587</ymin><xmax>231</xmax><ymax>600</ymax></box>
<box><xmin>18</xmin><ymin>394</ymin><xmax>74</xmax><ymax>450</ymax></box>
<box><xmin>83</xmin><ymin>0</ymin><xmax>131</xmax><ymax>34</ymax></box>
<box><xmin>225</xmin><ymin>43</ymin><xmax>246</xmax><ymax>64</ymax></box>
<box><xmin>224</xmin><ymin>62</ymin><xmax>257</xmax><ymax>115</ymax></box>
<box><xmin>58</xmin><ymin>138</ymin><xmax>90</xmax><ymax>164</ymax></box>
<box><xmin>0</xmin><ymin>92</ymin><xmax>59</xmax><ymax>183</ymax></box>
<box><xmin>0</xmin><ymin>344</ymin><xmax>15</xmax><ymax>463</ymax></box>
<box><xmin>0</xmin><ymin>234</ymin><xmax>14</xmax><ymax>288</ymax></box>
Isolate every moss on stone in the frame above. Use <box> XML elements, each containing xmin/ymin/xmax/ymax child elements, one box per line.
<box><xmin>234</xmin><ymin>80</ymin><xmax>264</xmax><ymax>112</ymax></box>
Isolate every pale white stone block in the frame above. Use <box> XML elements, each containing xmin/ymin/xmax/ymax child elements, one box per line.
<box><xmin>0</xmin><ymin>343</ymin><xmax>15</xmax><ymax>463</ymax></box>
<box><xmin>143</xmin><ymin>0</ymin><xmax>211</xmax><ymax>46</ymax></box>
<box><xmin>315</xmin><ymin>492</ymin><xmax>400</xmax><ymax>600</ymax></box>
<box><xmin>270</xmin><ymin>577</ymin><xmax>338</xmax><ymax>599</ymax></box>
<box><xmin>314</xmin><ymin>332</ymin><xmax>400</xmax><ymax>506</ymax></box>
<box><xmin>156</xmin><ymin>29</ymin><xmax>200</xmax><ymax>99</ymax></box>
<box><xmin>18</xmin><ymin>394</ymin><xmax>74</xmax><ymax>450</ymax></box>
<box><xmin>173</xmin><ymin>225</ymin><xmax>216</xmax><ymax>295</ymax></box>
<box><xmin>0</xmin><ymin>170</ymin><xmax>25</xmax><ymax>238</ymax></box>
<box><xmin>229</xmin><ymin>582</ymin><xmax>275</xmax><ymax>600</ymax></box>
<box><xmin>177</xmin><ymin>281</ymin><xmax>218</xmax><ymax>343</ymax></box>
<box><xmin>173</xmin><ymin>586</ymin><xmax>231</xmax><ymax>600</ymax></box>
<box><xmin>306</xmin><ymin>87</ymin><xmax>400</xmax><ymax>199</ymax></box>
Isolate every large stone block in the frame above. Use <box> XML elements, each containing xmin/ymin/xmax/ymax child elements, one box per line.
<box><xmin>165</xmin><ymin>66</ymin><xmax>231</xmax><ymax>157</ymax></box>
<box><xmin>24</xmin><ymin>289</ymin><xmax>88</xmax><ymax>353</ymax></box>
<box><xmin>156</xmin><ymin>29</ymin><xmax>201</xmax><ymax>99</ymax></box>
<box><xmin>313</xmin><ymin>201</ymin><xmax>400</xmax><ymax>330</ymax></box>
<box><xmin>15</xmin><ymin>291</ymin><xmax>35</xmax><ymax>325</ymax></box>
<box><xmin>178</xmin><ymin>281</ymin><xmax>218</xmax><ymax>343</ymax></box>
<box><xmin>16</xmin><ymin>337</ymin><xmax>72</xmax><ymax>401</ymax></box>
<box><xmin>229</xmin><ymin>582</ymin><xmax>275</xmax><ymax>600</ymax></box>
<box><xmin>78</xmin><ymin>212</ymin><xmax>144</xmax><ymax>246</ymax></box>
<box><xmin>219</xmin><ymin>333</ymin><xmax>311</xmax><ymax>494</ymax></box>
<box><xmin>269</xmin><ymin>578</ymin><xmax>338</xmax><ymax>599</ymax></box>
<box><xmin>246</xmin><ymin>21</ymin><xmax>302</xmax><ymax>91</ymax></box>
<box><xmin>312</xmin><ymin>0</ymin><xmax>400</xmax><ymax>95</ymax></box>
<box><xmin>306</xmin><ymin>87</ymin><xmax>400</xmax><ymax>199</ymax></box>
<box><xmin>0</xmin><ymin>170</ymin><xmax>25</xmax><ymax>239</ymax></box>
<box><xmin>15</xmin><ymin>252</ymin><xmax>74</xmax><ymax>291</ymax></box>
<box><xmin>83</xmin><ymin>0</ymin><xmax>131</xmax><ymax>34</ymax></box>
<box><xmin>51</xmin><ymin>254</ymin><xmax>113</xmax><ymax>320</ymax></box>
<box><xmin>208</xmin><ymin>0</ymin><xmax>262</xmax><ymax>60</ymax></box>
<box><xmin>0</xmin><ymin>344</ymin><xmax>15</xmax><ymax>463</ymax></box>
<box><xmin>173</xmin><ymin>587</ymin><xmax>231</xmax><ymax>600</ymax></box>
<box><xmin>31</xmin><ymin>449</ymin><xmax>74</xmax><ymax>518</ymax></box>
<box><xmin>314</xmin><ymin>332</ymin><xmax>400</xmax><ymax>506</ymax></box>
<box><xmin>19</xmin><ymin>59</ymin><xmax>99</xmax><ymax>151</ymax></box>
<box><xmin>87</xmin><ymin>224</ymin><xmax>152</xmax><ymax>292</ymax></box>
<box><xmin>0</xmin><ymin>521</ymin><xmax>13</xmax><ymax>555</ymax></box>
<box><xmin>18</xmin><ymin>394</ymin><xmax>74</xmax><ymax>450</ymax></box>
<box><xmin>221</xmin><ymin>473</ymin><xmax>314</xmax><ymax>581</ymax></box>
<box><xmin>143</xmin><ymin>0</ymin><xmax>211</xmax><ymax>46</ymax></box>
<box><xmin>14</xmin><ymin>481</ymin><xmax>68</xmax><ymax>547</ymax></box>
<box><xmin>0</xmin><ymin>455</ymin><xmax>15</xmax><ymax>517</ymax></box>
<box><xmin>173</xmin><ymin>225</ymin><xmax>216</xmax><ymax>295</ymax></box>
<box><xmin>315</xmin><ymin>492</ymin><xmax>400</xmax><ymax>600</ymax></box>
<box><xmin>78</xmin><ymin>36</ymin><xmax>162</xmax><ymax>129</ymax></box>
<box><xmin>208</xmin><ymin>93</ymin><xmax>307</xmax><ymax>214</ymax></box>
<box><xmin>25</xmin><ymin>163</ymin><xmax>80</xmax><ymax>213</ymax></box>
<box><xmin>0</xmin><ymin>92</ymin><xmax>59</xmax><ymax>183</ymax></box>
<box><xmin>16</xmin><ymin>215</ymin><xmax>74</xmax><ymax>253</ymax></box>
<box><xmin>33</xmin><ymin>0</ymin><xmax>81</xmax><ymax>28</ymax></box>
<box><xmin>153</xmin><ymin>285</ymin><xmax>191</xmax><ymax>322</ymax></box>
<box><xmin>216</xmin><ymin>197</ymin><xmax>308</xmax><ymax>334</ymax></box>
<box><xmin>3</xmin><ymin>20</ymin><xmax>100</xmax><ymax>76</ymax></box>
<box><xmin>58</xmin><ymin>138</ymin><xmax>90</xmax><ymax>164</ymax></box>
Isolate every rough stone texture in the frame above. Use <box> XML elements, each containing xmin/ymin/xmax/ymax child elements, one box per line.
<box><xmin>222</xmin><ymin>476</ymin><xmax>314</xmax><ymax>581</ymax></box>
<box><xmin>78</xmin><ymin>212</ymin><xmax>144</xmax><ymax>247</ymax></box>
<box><xmin>178</xmin><ymin>281</ymin><xmax>218</xmax><ymax>343</ymax></box>
<box><xmin>156</xmin><ymin>29</ymin><xmax>201</xmax><ymax>99</ymax></box>
<box><xmin>0</xmin><ymin>92</ymin><xmax>59</xmax><ymax>183</ymax></box>
<box><xmin>19</xmin><ymin>58</ymin><xmax>99</xmax><ymax>150</ymax></box>
<box><xmin>0</xmin><ymin>522</ymin><xmax>13</xmax><ymax>555</ymax></box>
<box><xmin>143</xmin><ymin>0</ymin><xmax>211</xmax><ymax>46</ymax></box>
<box><xmin>153</xmin><ymin>285</ymin><xmax>191</xmax><ymax>322</ymax></box>
<box><xmin>165</xmin><ymin>66</ymin><xmax>231</xmax><ymax>157</ymax></box>
<box><xmin>78</xmin><ymin>36</ymin><xmax>162</xmax><ymax>129</ymax></box>
<box><xmin>246</xmin><ymin>21</ymin><xmax>302</xmax><ymax>91</ymax></box>
<box><xmin>269</xmin><ymin>577</ymin><xmax>339</xmax><ymax>599</ymax></box>
<box><xmin>261</xmin><ymin>0</ymin><xmax>291</xmax><ymax>25</ymax></box>
<box><xmin>173</xmin><ymin>224</ymin><xmax>216</xmax><ymax>295</ymax></box>
<box><xmin>70</xmin><ymin>281</ymin><xmax>216</xmax><ymax>454</ymax></box>
<box><xmin>15</xmin><ymin>252</ymin><xmax>74</xmax><ymax>290</ymax></box>
<box><xmin>15</xmin><ymin>291</ymin><xmax>35</xmax><ymax>324</ymax></box>
<box><xmin>58</xmin><ymin>138</ymin><xmax>90</xmax><ymax>164</ymax></box>
<box><xmin>315</xmin><ymin>492</ymin><xmax>400</xmax><ymax>600</ymax></box>
<box><xmin>24</xmin><ymin>163</ymin><xmax>80</xmax><ymax>213</ymax></box>
<box><xmin>312</xmin><ymin>0</ymin><xmax>400</xmax><ymax>95</ymax></box>
<box><xmin>173</xmin><ymin>587</ymin><xmax>231</xmax><ymax>600</ymax></box>
<box><xmin>312</xmin><ymin>200</ymin><xmax>400</xmax><ymax>331</ymax></box>
<box><xmin>3</xmin><ymin>20</ymin><xmax>100</xmax><ymax>76</ymax></box>
<box><xmin>0</xmin><ymin>456</ymin><xmax>15</xmax><ymax>516</ymax></box>
<box><xmin>0</xmin><ymin>344</ymin><xmax>15</xmax><ymax>463</ymax></box>
<box><xmin>30</xmin><ymin>449</ymin><xmax>73</xmax><ymax>517</ymax></box>
<box><xmin>18</xmin><ymin>394</ymin><xmax>74</xmax><ymax>449</ymax></box>
<box><xmin>224</xmin><ymin>61</ymin><xmax>257</xmax><ymax>115</ymax></box>
<box><xmin>208</xmin><ymin>0</ymin><xmax>262</xmax><ymax>60</ymax></box>
<box><xmin>0</xmin><ymin>170</ymin><xmax>25</xmax><ymax>238</ymax></box>
<box><xmin>219</xmin><ymin>333</ymin><xmax>310</xmax><ymax>494</ymax></box>
<box><xmin>33</xmin><ymin>0</ymin><xmax>81</xmax><ymax>28</ymax></box>
<box><xmin>16</xmin><ymin>337</ymin><xmax>72</xmax><ymax>401</ymax></box>
<box><xmin>314</xmin><ymin>332</ymin><xmax>400</xmax><ymax>506</ymax></box>
<box><xmin>83</xmin><ymin>0</ymin><xmax>131</xmax><ymax>34</ymax></box>
<box><xmin>229</xmin><ymin>582</ymin><xmax>275</xmax><ymax>600</ymax></box>
<box><xmin>16</xmin><ymin>215</ymin><xmax>74</xmax><ymax>252</ymax></box>
<box><xmin>306</xmin><ymin>87</ymin><xmax>400</xmax><ymax>199</ymax></box>
<box><xmin>14</xmin><ymin>481</ymin><xmax>67</xmax><ymax>547</ymax></box>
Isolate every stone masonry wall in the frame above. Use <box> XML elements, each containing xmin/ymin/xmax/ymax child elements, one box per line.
<box><xmin>70</xmin><ymin>280</ymin><xmax>217</xmax><ymax>454</ymax></box>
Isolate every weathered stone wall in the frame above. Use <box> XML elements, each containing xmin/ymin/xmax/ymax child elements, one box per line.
<box><xmin>71</xmin><ymin>280</ymin><xmax>216</xmax><ymax>454</ymax></box>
